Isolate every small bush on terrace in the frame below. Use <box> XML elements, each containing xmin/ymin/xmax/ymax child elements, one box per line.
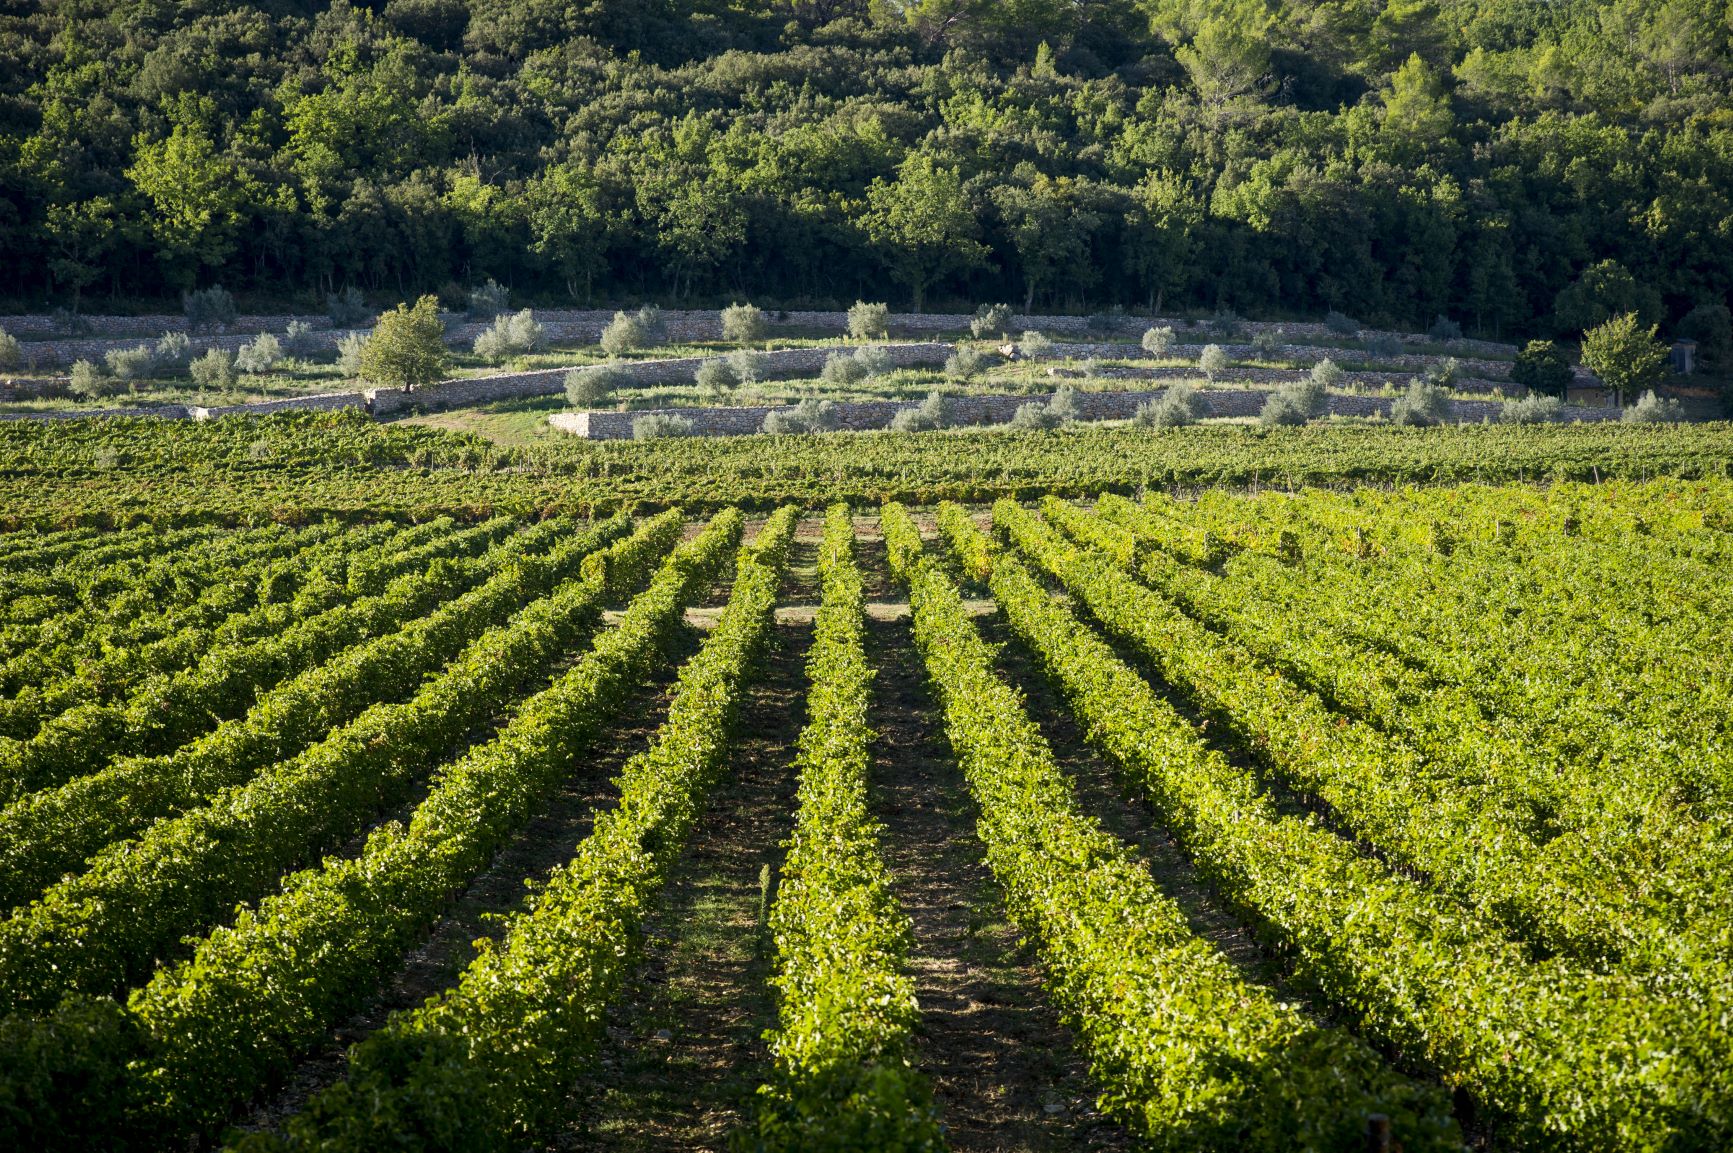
<box><xmin>189</xmin><ymin>348</ymin><xmax>237</xmax><ymax>390</ymax></box>
<box><xmin>1390</xmin><ymin>379</ymin><xmax>1455</xmax><ymax>426</ymax></box>
<box><xmin>721</xmin><ymin>302</ymin><xmax>767</xmax><ymax>346</ymax></box>
<box><xmin>889</xmin><ymin>391</ymin><xmax>951</xmax><ymax>432</ymax></box>
<box><xmin>235</xmin><ymin>333</ymin><xmax>284</xmax><ymax>374</ymax></box>
<box><xmin>69</xmin><ymin>359</ymin><xmax>122</xmax><ymax>399</ymax></box>
<box><xmin>1260</xmin><ymin>377</ymin><xmax>1326</xmax><ymax>426</ymax></box>
<box><xmin>1136</xmin><ymin>382</ymin><xmax>1207</xmax><ymax>428</ymax></box>
<box><xmin>183</xmin><ymin>286</ymin><xmax>235</xmax><ymax>333</ymax></box>
<box><xmin>1018</xmin><ymin>331</ymin><xmax>1052</xmax><ymax>360</ymax></box>
<box><xmin>1197</xmin><ymin>343</ymin><xmax>1228</xmax><ymax>381</ymax></box>
<box><xmin>1511</xmin><ymin>340</ymin><xmax>1573</xmax><ymax>398</ymax></box>
<box><xmin>326</xmin><ymin>286</ymin><xmax>369</xmax><ymax>328</ymax></box>
<box><xmin>1428</xmin><ymin>315</ymin><xmax>1463</xmax><ymax>341</ymax></box>
<box><xmin>762</xmin><ymin>398</ymin><xmax>839</xmax><ymax>434</ymax></box>
<box><xmin>104</xmin><ymin>345</ymin><xmax>155</xmax><ymax>381</ymax></box>
<box><xmin>359</xmin><ymin>295</ymin><xmax>449</xmax><ymax>391</ymax></box>
<box><xmin>971</xmin><ymin>303</ymin><xmax>1013</xmax><ymax>339</ymax></box>
<box><xmin>473</xmin><ymin>310</ymin><xmax>546</xmax><ymax>361</ymax></box>
<box><xmin>566</xmin><ymin>365</ymin><xmax>627</xmax><ymax>408</ymax></box>
<box><xmin>0</xmin><ymin>327</ymin><xmax>20</xmax><ymax>370</ymax></box>
<box><xmin>1011</xmin><ymin>400</ymin><xmax>1063</xmax><ymax>430</ymax></box>
<box><xmin>945</xmin><ymin>345</ymin><xmax>986</xmax><ymax>380</ymax></box>
<box><xmin>1048</xmin><ymin>386</ymin><xmax>1083</xmax><ymax>422</ymax></box>
<box><xmin>1363</xmin><ymin>332</ymin><xmax>1405</xmax><ymax>359</ymax></box>
<box><xmin>1310</xmin><ymin>358</ymin><xmax>1345</xmax><ymax>390</ymax></box>
<box><xmin>695</xmin><ymin>358</ymin><xmax>739</xmax><ymax>397</ymax></box>
<box><xmin>154</xmin><ymin>332</ymin><xmax>192</xmax><ymax>375</ymax></box>
<box><xmin>1500</xmin><ymin>394</ymin><xmax>1564</xmax><ymax>424</ymax></box>
<box><xmin>1623</xmin><ymin>390</ymin><xmax>1685</xmax><ymax>423</ymax></box>
<box><xmin>727</xmin><ymin>349</ymin><xmax>768</xmax><ymax>384</ymax></box>
<box><xmin>854</xmin><ymin>344</ymin><xmax>894</xmax><ymax>378</ymax></box>
<box><xmin>821</xmin><ymin>351</ymin><xmax>869</xmax><ymax>386</ymax></box>
<box><xmin>848</xmin><ymin>301</ymin><xmax>890</xmax><ymax>340</ymax></box>
<box><xmin>1325</xmin><ymin>309</ymin><xmax>1361</xmax><ymax>336</ymax></box>
<box><xmin>1141</xmin><ymin>326</ymin><xmax>1175</xmax><ymax>356</ymax></box>
<box><xmin>284</xmin><ymin>320</ymin><xmax>317</xmax><ymax>357</ymax></box>
<box><xmin>1251</xmin><ymin>328</ymin><xmax>1283</xmax><ymax>356</ymax></box>
<box><xmin>466</xmin><ymin>279</ymin><xmax>510</xmax><ymax>319</ymax></box>
<box><xmin>632</xmin><ymin>413</ymin><xmax>692</xmax><ymax>440</ymax></box>
<box><xmin>336</xmin><ymin>332</ymin><xmax>369</xmax><ymax>377</ymax></box>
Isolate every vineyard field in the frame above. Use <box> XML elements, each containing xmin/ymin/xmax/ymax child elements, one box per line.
<box><xmin>1</xmin><ymin>474</ymin><xmax>1731</xmax><ymax>1151</ymax></box>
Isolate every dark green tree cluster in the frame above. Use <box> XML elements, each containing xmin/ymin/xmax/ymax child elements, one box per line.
<box><xmin>1</xmin><ymin>0</ymin><xmax>1730</xmax><ymax>338</ymax></box>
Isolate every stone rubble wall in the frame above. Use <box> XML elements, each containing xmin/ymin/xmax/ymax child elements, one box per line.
<box><xmin>552</xmin><ymin>386</ymin><xmax>1623</xmax><ymax>440</ymax></box>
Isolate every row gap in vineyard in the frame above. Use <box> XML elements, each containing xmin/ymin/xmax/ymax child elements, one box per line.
<box><xmin>855</xmin><ymin>523</ymin><xmax>1131</xmax><ymax>1153</ymax></box>
<box><xmin>234</xmin><ymin>624</ymin><xmax>698</xmax><ymax>1139</ymax></box>
<box><xmin>557</xmin><ymin>534</ymin><xmax>810</xmax><ymax>1152</ymax></box>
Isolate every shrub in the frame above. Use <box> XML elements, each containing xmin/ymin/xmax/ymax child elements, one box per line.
<box><xmin>1310</xmin><ymin>357</ymin><xmax>1345</xmax><ymax>391</ymax></box>
<box><xmin>1500</xmin><ymin>394</ymin><xmax>1564</xmax><ymax>424</ymax></box>
<box><xmin>944</xmin><ymin>345</ymin><xmax>985</xmax><ymax>380</ymax></box>
<box><xmin>0</xmin><ymin>327</ymin><xmax>20</xmax><ymax>370</ymax></box>
<box><xmin>1197</xmin><ymin>343</ymin><xmax>1229</xmax><ymax>381</ymax></box>
<box><xmin>695</xmin><ymin>357</ymin><xmax>740</xmax><ymax>397</ymax></box>
<box><xmin>1510</xmin><ymin>340</ymin><xmax>1573</xmax><ymax>397</ymax></box>
<box><xmin>762</xmin><ymin>397</ymin><xmax>839</xmax><ymax>435</ymax></box>
<box><xmin>1623</xmin><ymin>390</ymin><xmax>1685</xmax><ymax>423</ymax></box>
<box><xmin>1011</xmin><ymin>400</ymin><xmax>1063</xmax><ymax>430</ymax></box>
<box><xmin>1141</xmin><ymin>326</ymin><xmax>1175</xmax><ymax>356</ymax></box>
<box><xmin>1136</xmin><ymin>382</ymin><xmax>1207</xmax><ymax>428</ymax></box>
<box><xmin>727</xmin><ymin>349</ymin><xmax>768</xmax><ymax>384</ymax></box>
<box><xmin>183</xmin><ymin>286</ymin><xmax>235</xmax><ymax>333</ymax></box>
<box><xmin>635</xmin><ymin>304</ymin><xmax>668</xmax><ymax>344</ymax></box>
<box><xmin>1086</xmin><ymin>308</ymin><xmax>1125</xmax><ymax>333</ymax></box>
<box><xmin>153</xmin><ymin>332</ymin><xmax>192</xmax><ymax>375</ymax></box>
<box><xmin>51</xmin><ymin>307</ymin><xmax>92</xmax><ymax>337</ymax></box>
<box><xmin>326</xmin><ymin>286</ymin><xmax>369</xmax><ymax>328</ymax></box>
<box><xmin>104</xmin><ymin>345</ymin><xmax>155</xmax><ymax>381</ymax></box>
<box><xmin>565</xmin><ymin>366</ymin><xmax>627</xmax><ymax>407</ymax></box>
<box><xmin>971</xmin><ymin>303</ymin><xmax>1013</xmax><ymax>339</ymax></box>
<box><xmin>473</xmin><ymin>309</ymin><xmax>546</xmax><ymax>361</ymax></box>
<box><xmin>1019</xmin><ymin>331</ymin><xmax>1052</xmax><ymax>360</ymax></box>
<box><xmin>68</xmin><ymin>359</ymin><xmax>121</xmax><ymax>399</ymax></box>
<box><xmin>721</xmin><ymin>302</ymin><xmax>767</xmax><ymax>346</ymax></box>
<box><xmin>284</xmin><ymin>320</ymin><xmax>316</xmax><ymax>357</ymax></box>
<box><xmin>1251</xmin><ymin>328</ymin><xmax>1282</xmax><ymax>356</ymax></box>
<box><xmin>1390</xmin><ymin>379</ymin><xmax>1455</xmax><ymax>426</ymax></box>
<box><xmin>1210</xmin><ymin>308</ymin><xmax>1243</xmax><ymax>338</ymax></box>
<box><xmin>599</xmin><ymin>310</ymin><xmax>648</xmax><ymax>357</ymax></box>
<box><xmin>1428</xmin><ymin>315</ymin><xmax>1463</xmax><ymax>341</ymax></box>
<box><xmin>335</xmin><ymin>332</ymin><xmax>370</xmax><ymax>377</ymax></box>
<box><xmin>189</xmin><ymin>348</ymin><xmax>237</xmax><ymax>390</ymax></box>
<box><xmin>1048</xmin><ymin>386</ymin><xmax>1083</xmax><ymax>422</ymax></box>
<box><xmin>466</xmin><ymin>279</ymin><xmax>510</xmax><ymax>319</ymax></box>
<box><xmin>1260</xmin><ymin>377</ymin><xmax>1326</xmax><ymax>426</ymax></box>
<box><xmin>632</xmin><ymin>413</ymin><xmax>692</xmax><ymax>440</ymax></box>
<box><xmin>889</xmin><ymin>391</ymin><xmax>950</xmax><ymax>432</ymax></box>
<box><xmin>1325</xmin><ymin>309</ymin><xmax>1361</xmax><ymax>336</ymax></box>
<box><xmin>235</xmin><ymin>333</ymin><xmax>284</xmax><ymax>374</ymax></box>
<box><xmin>1422</xmin><ymin>357</ymin><xmax>1463</xmax><ymax>389</ymax></box>
<box><xmin>359</xmin><ymin>295</ymin><xmax>450</xmax><ymax>390</ymax></box>
<box><xmin>854</xmin><ymin>344</ymin><xmax>894</xmax><ymax>378</ymax></box>
<box><xmin>1363</xmin><ymin>332</ymin><xmax>1404</xmax><ymax>358</ymax></box>
<box><xmin>848</xmin><ymin>301</ymin><xmax>889</xmax><ymax>340</ymax></box>
<box><xmin>820</xmin><ymin>351</ymin><xmax>868</xmax><ymax>386</ymax></box>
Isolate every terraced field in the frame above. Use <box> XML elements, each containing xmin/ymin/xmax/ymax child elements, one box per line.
<box><xmin>2</xmin><ymin>476</ymin><xmax>1731</xmax><ymax>1151</ymax></box>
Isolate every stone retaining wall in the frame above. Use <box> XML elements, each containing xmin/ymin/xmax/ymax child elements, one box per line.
<box><xmin>552</xmin><ymin>386</ymin><xmax>1622</xmax><ymax>440</ymax></box>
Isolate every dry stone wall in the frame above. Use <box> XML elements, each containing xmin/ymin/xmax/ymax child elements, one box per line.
<box><xmin>552</xmin><ymin>386</ymin><xmax>1622</xmax><ymax>440</ymax></box>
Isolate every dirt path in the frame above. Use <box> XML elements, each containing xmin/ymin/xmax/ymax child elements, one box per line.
<box><xmin>858</xmin><ymin>526</ymin><xmax>1130</xmax><ymax>1153</ymax></box>
<box><xmin>559</xmin><ymin>541</ymin><xmax>814</xmax><ymax>1151</ymax></box>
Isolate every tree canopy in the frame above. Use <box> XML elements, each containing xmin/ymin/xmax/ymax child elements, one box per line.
<box><xmin>0</xmin><ymin>0</ymin><xmax>1729</xmax><ymax>339</ymax></box>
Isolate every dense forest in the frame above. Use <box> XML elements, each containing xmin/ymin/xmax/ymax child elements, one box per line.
<box><xmin>1</xmin><ymin>0</ymin><xmax>1730</xmax><ymax>339</ymax></box>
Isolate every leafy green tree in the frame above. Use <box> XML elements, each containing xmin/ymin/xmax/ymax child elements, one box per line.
<box><xmin>859</xmin><ymin>151</ymin><xmax>988</xmax><ymax>312</ymax></box>
<box><xmin>43</xmin><ymin>198</ymin><xmax>114</xmax><ymax>313</ymax></box>
<box><xmin>525</xmin><ymin>164</ymin><xmax>608</xmax><ymax>302</ymax></box>
<box><xmin>1510</xmin><ymin>340</ymin><xmax>1574</xmax><ymax>398</ymax></box>
<box><xmin>1174</xmin><ymin>11</ymin><xmax>1272</xmax><ymax>118</ymax></box>
<box><xmin>125</xmin><ymin>125</ymin><xmax>254</xmax><ymax>286</ymax></box>
<box><xmin>1582</xmin><ymin>312</ymin><xmax>1669</xmax><ymax>407</ymax></box>
<box><xmin>1553</xmin><ymin>261</ymin><xmax>1664</xmax><ymax>335</ymax></box>
<box><xmin>990</xmin><ymin>173</ymin><xmax>1103</xmax><ymax>311</ymax></box>
<box><xmin>358</xmin><ymin>296</ymin><xmax>450</xmax><ymax>391</ymax></box>
<box><xmin>1382</xmin><ymin>54</ymin><xmax>1454</xmax><ymax>157</ymax></box>
<box><xmin>1123</xmin><ymin>172</ymin><xmax>1201</xmax><ymax>314</ymax></box>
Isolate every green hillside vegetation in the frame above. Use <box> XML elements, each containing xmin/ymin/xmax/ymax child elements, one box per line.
<box><xmin>1</xmin><ymin>0</ymin><xmax>1730</xmax><ymax>345</ymax></box>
